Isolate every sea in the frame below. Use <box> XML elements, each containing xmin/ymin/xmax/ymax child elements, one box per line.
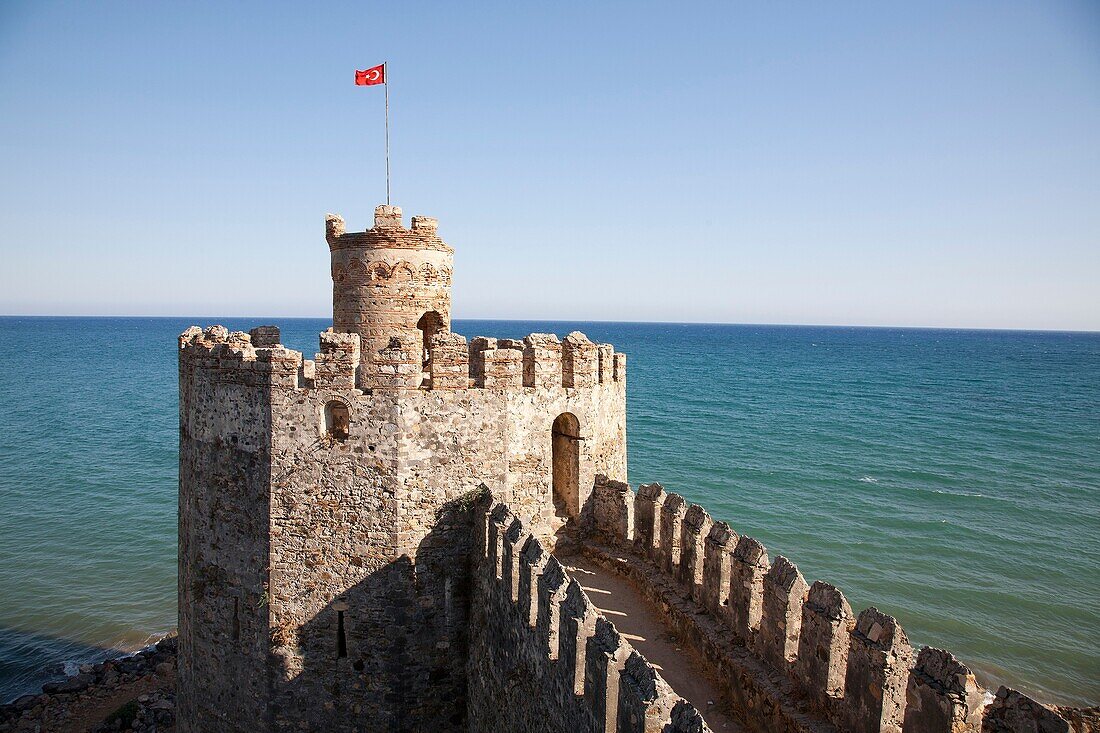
<box><xmin>0</xmin><ymin>316</ymin><xmax>1097</xmax><ymax>706</ymax></box>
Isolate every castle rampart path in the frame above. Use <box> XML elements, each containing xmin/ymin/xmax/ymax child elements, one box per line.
<box><xmin>561</xmin><ymin>555</ymin><xmax>743</xmax><ymax>731</ymax></box>
<box><xmin>581</xmin><ymin>475</ymin><xmax>1100</xmax><ymax>733</ymax></box>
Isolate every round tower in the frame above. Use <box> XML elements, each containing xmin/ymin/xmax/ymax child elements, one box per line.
<box><xmin>325</xmin><ymin>204</ymin><xmax>454</xmax><ymax>365</ymax></box>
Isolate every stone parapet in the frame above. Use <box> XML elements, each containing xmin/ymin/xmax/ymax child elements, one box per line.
<box><xmin>701</xmin><ymin>521</ymin><xmax>736</xmax><ymax>616</ymax></box>
<box><xmin>325</xmin><ymin>207</ymin><xmax>453</xmax><ymax>253</ymax></box>
<box><xmin>470</xmin><ymin>497</ymin><xmax>711</xmax><ymax>732</ymax></box>
<box><xmin>759</xmin><ymin>555</ymin><xmax>809</xmax><ymax>670</ymax></box>
<box><xmin>577</xmin><ymin>482</ymin><xmax>1089</xmax><ymax>733</ymax></box>
<box><xmin>679</xmin><ymin>504</ymin><xmax>713</xmax><ymax>604</ymax></box>
<box><xmin>464</xmin><ymin>330</ymin><xmax>626</xmax><ymax>394</ymax></box>
<box><xmin>590</xmin><ymin>474</ymin><xmax>633</xmax><ymax>545</ymax></box>
<box><xmin>633</xmin><ymin>482</ymin><xmax>665</xmax><ymax>561</ymax></box>
<box><xmin>523</xmin><ymin>333</ymin><xmax>563</xmax><ymax>389</ymax></box>
<box><xmin>181</xmin><ymin>326</ymin><xmax>626</xmax><ymax>397</ymax></box>
<box><xmin>428</xmin><ymin>331</ymin><xmax>468</xmax><ymax>389</ymax></box>
<box><xmin>902</xmin><ymin>647</ymin><xmax>985</xmax><ymax>733</ymax></box>
<box><xmin>562</xmin><ymin>331</ymin><xmax>599</xmax><ymax>388</ymax></box>
<box><xmin>795</xmin><ymin>581</ymin><xmax>854</xmax><ymax>712</ymax></box>
<box><xmin>178</xmin><ymin>325</ymin><xmax>302</xmax><ymax>391</ymax></box>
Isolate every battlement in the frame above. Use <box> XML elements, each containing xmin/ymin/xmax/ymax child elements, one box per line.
<box><xmin>179</xmin><ymin>325</ymin><xmax>625</xmax><ymax>394</ymax></box>
<box><xmin>177</xmin><ymin>202</ymin><xmax>1096</xmax><ymax>733</ymax></box>
<box><xmin>580</xmin><ymin>480</ymin><xmax>1087</xmax><ymax>733</ymax></box>
<box><xmin>470</xmin><ymin>497</ymin><xmax>711</xmax><ymax>733</ymax></box>
<box><xmin>177</xmin><ymin>324</ymin><xmax>303</xmax><ymax>388</ymax></box>
<box><xmin>325</xmin><ymin>205</ymin><xmax>453</xmax><ymax>253</ymax></box>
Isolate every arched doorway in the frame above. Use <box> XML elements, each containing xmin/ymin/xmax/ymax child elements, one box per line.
<box><xmin>552</xmin><ymin>413</ymin><xmax>581</xmax><ymax>518</ymax></box>
<box><xmin>416</xmin><ymin>311</ymin><xmax>445</xmax><ymax>367</ymax></box>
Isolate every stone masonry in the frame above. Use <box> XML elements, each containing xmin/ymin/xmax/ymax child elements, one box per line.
<box><xmin>178</xmin><ymin>204</ymin><xmax>1096</xmax><ymax>733</ymax></box>
<box><xmin>178</xmin><ymin>206</ymin><xmax>626</xmax><ymax>732</ymax></box>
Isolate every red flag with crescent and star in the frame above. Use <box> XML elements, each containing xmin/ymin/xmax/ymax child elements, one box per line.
<box><xmin>355</xmin><ymin>64</ymin><xmax>386</xmax><ymax>86</ymax></box>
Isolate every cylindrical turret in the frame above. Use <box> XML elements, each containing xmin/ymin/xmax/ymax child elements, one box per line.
<box><xmin>326</xmin><ymin>205</ymin><xmax>454</xmax><ymax>375</ymax></box>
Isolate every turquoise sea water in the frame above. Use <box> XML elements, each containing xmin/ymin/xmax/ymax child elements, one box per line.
<box><xmin>0</xmin><ymin>317</ymin><xmax>1097</xmax><ymax>705</ymax></box>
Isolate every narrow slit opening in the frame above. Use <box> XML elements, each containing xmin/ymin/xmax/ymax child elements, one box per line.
<box><xmin>337</xmin><ymin>610</ymin><xmax>348</xmax><ymax>658</ymax></box>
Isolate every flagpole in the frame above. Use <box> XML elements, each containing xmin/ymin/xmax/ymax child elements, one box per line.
<box><xmin>384</xmin><ymin>62</ymin><xmax>390</xmax><ymax>205</ymax></box>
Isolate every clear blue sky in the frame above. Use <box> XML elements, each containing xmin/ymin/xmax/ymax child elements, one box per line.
<box><xmin>1</xmin><ymin>1</ymin><xmax>1097</xmax><ymax>329</ymax></box>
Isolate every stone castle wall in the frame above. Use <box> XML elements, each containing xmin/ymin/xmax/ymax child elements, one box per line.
<box><xmin>467</xmin><ymin>498</ymin><xmax>712</xmax><ymax>733</ymax></box>
<box><xmin>177</xmin><ymin>205</ymin><xmax>1094</xmax><ymax>733</ymax></box>
<box><xmin>581</xmin><ymin>479</ymin><xmax>1093</xmax><ymax>733</ymax></box>
<box><xmin>177</xmin><ymin>326</ymin><xmax>284</xmax><ymax>732</ymax></box>
<box><xmin>177</xmin><ymin>322</ymin><xmax>627</xmax><ymax>733</ymax></box>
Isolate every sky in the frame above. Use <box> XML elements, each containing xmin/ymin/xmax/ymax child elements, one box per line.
<box><xmin>0</xmin><ymin>1</ymin><xmax>1097</xmax><ymax>330</ymax></box>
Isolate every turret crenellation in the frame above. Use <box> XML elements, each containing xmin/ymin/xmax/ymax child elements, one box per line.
<box><xmin>374</xmin><ymin>203</ymin><xmax>403</xmax><ymax>229</ymax></box>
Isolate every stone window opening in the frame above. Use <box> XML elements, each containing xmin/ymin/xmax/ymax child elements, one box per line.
<box><xmin>416</xmin><ymin>310</ymin><xmax>445</xmax><ymax>368</ymax></box>
<box><xmin>325</xmin><ymin>401</ymin><xmax>350</xmax><ymax>441</ymax></box>
<box><xmin>552</xmin><ymin>413</ymin><xmax>582</xmax><ymax>519</ymax></box>
<box><xmin>336</xmin><ymin>610</ymin><xmax>348</xmax><ymax>658</ymax></box>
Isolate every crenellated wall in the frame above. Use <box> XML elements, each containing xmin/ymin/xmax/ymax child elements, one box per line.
<box><xmin>177</xmin><ymin>204</ymin><xmax>1096</xmax><ymax>733</ymax></box>
<box><xmin>581</xmin><ymin>479</ymin><xmax>1092</xmax><ymax>733</ymax></box>
<box><xmin>179</xmin><ymin>322</ymin><xmax>1094</xmax><ymax>733</ymax></box>
<box><xmin>177</xmin><ymin>323</ymin><xmax>627</xmax><ymax>733</ymax></box>
<box><xmin>467</xmin><ymin>498</ymin><xmax>712</xmax><ymax>733</ymax></box>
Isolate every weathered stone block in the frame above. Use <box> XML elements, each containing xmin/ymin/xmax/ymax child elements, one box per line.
<box><xmin>980</xmin><ymin>686</ymin><xmax>1071</xmax><ymax>733</ymax></box>
<box><xmin>842</xmin><ymin>607</ymin><xmax>914</xmax><ymax>733</ymax></box>
<box><xmin>729</xmin><ymin>535</ymin><xmax>769</xmax><ymax>641</ymax></box>
<box><xmin>902</xmin><ymin>647</ymin><xmax>985</xmax><ymax>733</ymax></box>
<box><xmin>679</xmin><ymin>504</ymin><xmax>712</xmax><ymax>604</ymax></box>
<box><xmin>759</xmin><ymin>555</ymin><xmax>808</xmax><ymax>668</ymax></box>
<box><xmin>562</xmin><ymin>331</ymin><xmax>599</xmax><ymax>388</ymax></box>
<box><xmin>795</xmin><ymin>580</ymin><xmax>854</xmax><ymax>705</ymax></box>
<box><xmin>249</xmin><ymin>325</ymin><xmax>281</xmax><ymax>347</ymax></box>
<box><xmin>701</xmin><ymin>520</ymin><xmax>736</xmax><ymax>616</ymax></box>
<box><xmin>523</xmin><ymin>333</ymin><xmax>562</xmax><ymax>389</ymax></box>
<box><xmin>613</xmin><ymin>352</ymin><xmax>627</xmax><ymax>382</ymax></box>
<box><xmin>658</xmin><ymin>493</ymin><xmax>688</xmax><ymax>577</ymax></box>
<box><xmin>480</xmin><ymin>348</ymin><xmax>522</xmax><ymax>389</ymax></box>
<box><xmin>597</xmin><ymin>344</ymin><xmax>614</xmax><ymax>385</ymax></box>
<box><xmin>428</xmin><ymin>331</ymin><xmax>468</xmax><ymax>390</ymax></box>
<box><xmin>634</xmin><ymin>482</ymin><xmax>665</xmax><ymax>561</ymax></box>
<box><xmin>591</xmin><ymin>474</ymin><xmax>633</xmax><ymax>545</ymax></box>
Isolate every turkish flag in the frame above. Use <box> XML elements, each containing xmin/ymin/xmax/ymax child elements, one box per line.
<box><xmin>355</xmin><ymin>64</ymin><xmax>385</xmax><ymax>86</ymax></box>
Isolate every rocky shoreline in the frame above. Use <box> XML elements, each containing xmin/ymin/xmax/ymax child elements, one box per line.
<box><xmin>0</xmin><ymin>636</ymin><xmax>177</xmax><ymax>733</ymax></box>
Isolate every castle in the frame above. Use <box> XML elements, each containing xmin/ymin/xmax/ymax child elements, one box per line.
<box><xmin>178</xmin><ymin>205</ymin><xmax>1094</xmax><ymax>733</ymax></box>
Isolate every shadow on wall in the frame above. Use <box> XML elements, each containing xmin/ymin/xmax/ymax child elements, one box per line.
<box><xmin>267</xmin><ymin>493</ymin><xmax>480</xmax><ymax>733</ymax></box>
<box><xmin>469</xmin><ymin>494</ymin><xmax>713</xmax><ymax>733</ymax></box>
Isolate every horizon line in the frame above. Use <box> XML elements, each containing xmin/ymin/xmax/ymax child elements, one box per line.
<box><xmin>1</xmin><ymin>313</ymin><xmax>1097</xmax><ymax>336</ymax></box>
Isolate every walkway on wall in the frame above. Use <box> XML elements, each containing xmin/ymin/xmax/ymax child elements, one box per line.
<box><xmin>560</xmin><ymin>555</ymin><xmax>743</xmax><ymax>732</ymax></box>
